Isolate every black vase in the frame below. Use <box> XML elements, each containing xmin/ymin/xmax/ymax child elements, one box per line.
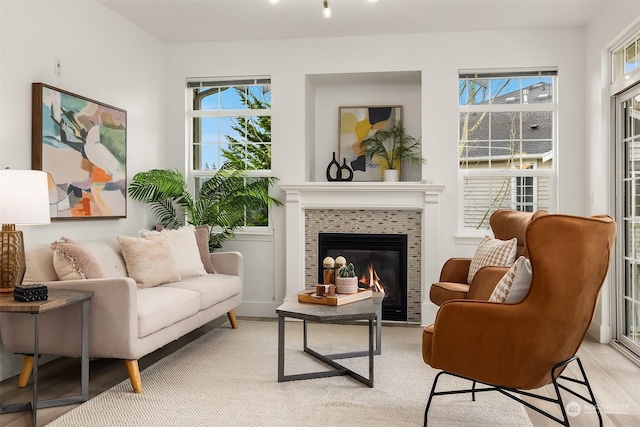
<box><xmin>326</xmin><ymin>152</ymin><xmax>341</xmax><ymax>181</ymax></box>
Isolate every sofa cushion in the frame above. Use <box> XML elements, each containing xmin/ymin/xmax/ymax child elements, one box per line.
<box><xmin>139</xmin><ymin>227</ymin><xmax>208</xmax><ymax>278</ymax></box>
<box><xmin>489</xmin><ymin>256</ymin><xmax>533</xmax><ymax>303</ymax></box>
<box><xmin>51</xmin><ymin>237</ymin><xmax>107</xmax><ymax>280</ymax></box>
<box><xmin>81</xmin><ymin>239</ymin><xmax>128</xmax><ymax>278</ymax></box>
<box><xmin>24</xmin><ymin>247</ymin><xmax>58</xmax><ymax>282</ymax></box>
<box><xmin>136</xmin><ymin>287</ymin><xmax>202</xmax><ymax>338</ymax></box>
<box><xmin>118</xmin><ymin>234</ymin><xmax>181</xmax><ymax>287</ymax></box>
<box><xmin>467</xmin><ymin>236</ymin><xmax>517</xmax><ymax>283</ymax></box>
<box><xmin>160</xmin><ymin>273</ymin><xmax>242</xmax><ymax>311</ymax></box>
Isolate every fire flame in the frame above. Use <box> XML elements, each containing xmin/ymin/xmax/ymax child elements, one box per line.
<box><xmin>359</xmin><ymin>264</ymin><xmax>385</xmax><ymax>295</ymax></box>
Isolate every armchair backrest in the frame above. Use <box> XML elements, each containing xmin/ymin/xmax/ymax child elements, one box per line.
<box><xmin>523</xmin><ymin>214</ymin><xmax>616</xmax><ymax>369</ymax></box>
<box><xmin>490</xmin><ymin>209</ymin><xmax>548</xmax><ymax>258</ymax></box>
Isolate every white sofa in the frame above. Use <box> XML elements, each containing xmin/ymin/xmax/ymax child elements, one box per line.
<box><xmin>0</xmin><ymin>238</ymin><xmax>243</xmax><ymax>393</ymax></box>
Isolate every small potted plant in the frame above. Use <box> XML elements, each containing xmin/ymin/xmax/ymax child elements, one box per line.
<box><xmin>335</xmin><ymin>262</ymin><xmax>359</xmax><ymax>294</ymax></box>
<box><xmin>358</xmin><ymin>120</ymin><xmax>426</xmax><ymax>182</ymax></box>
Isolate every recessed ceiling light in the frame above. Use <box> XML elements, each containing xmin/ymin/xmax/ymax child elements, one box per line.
<box><xmin>269</xmin><ymin>0</ymin><xmax>280</xmax><ymax>4</ymax></box>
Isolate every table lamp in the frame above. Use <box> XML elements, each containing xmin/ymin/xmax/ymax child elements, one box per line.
<box><xmin>0</xmin><ymin>169</ymin><xmax>51</xmax><ymax>292</ymax></box>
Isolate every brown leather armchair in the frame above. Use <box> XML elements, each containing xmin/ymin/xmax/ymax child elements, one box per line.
<box><xmin>429</xmin><ymin>209</ymin><xmax>548</xmax><ymax>305</ymax></box>
<box><xmin>422</xmin><ymin>214</ymin><xmax>616</xmax><ymax>426</ymax></box>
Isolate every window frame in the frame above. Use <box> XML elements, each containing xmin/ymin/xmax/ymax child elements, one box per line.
<box><xmin>458</xmin><ymin>70</ymin><xmax>557</xmax><ymax>235</ymax></box>
<box><xmin>185</xmin><ymin>77</ymin><xmax>273</xmax><ymax>233</ymax></box>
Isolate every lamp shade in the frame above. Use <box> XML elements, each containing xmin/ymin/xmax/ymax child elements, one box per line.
<box><xmin>0</xmin><ymin>169</ymin><xmax>51</xmax><ymax>225</ymax></box>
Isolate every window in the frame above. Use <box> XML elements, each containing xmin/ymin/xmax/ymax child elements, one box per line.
<box><xmin>186</xmin><ymin>77</ymin><xmax>272</xmax><ymax>228</ymax></box>
<box><xmin>612</xmin><ymin>30</ymin><xmax>640</xmax><ymax>86</ymax></box>
<box><xmin>458</xmin><ymin>70</ymin><xmax>556</xmax><ymax>230</ymax></box>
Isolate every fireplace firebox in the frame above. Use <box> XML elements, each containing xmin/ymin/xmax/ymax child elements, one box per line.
<box><xmin>318</xmin><ymin>233</ymin><xmax>407</xmax><ymax>321</ymax></box>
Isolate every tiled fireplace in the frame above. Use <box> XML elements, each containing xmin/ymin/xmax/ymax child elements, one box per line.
<box><xmin>280</xmin><ymin>182</ymin><xmax>444</xmax><ymax>325</ymax></box>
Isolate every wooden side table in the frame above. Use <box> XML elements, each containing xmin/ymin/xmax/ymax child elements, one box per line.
<box><xmin>0</xmin><ymin>289</ymin><xmax>93</xmax><ymax>427</ymax></box>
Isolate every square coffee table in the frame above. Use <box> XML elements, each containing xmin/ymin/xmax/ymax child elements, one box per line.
<box><xmin>276</xmin><ymin>292</ymin><xmax>383</xmax><ymax>387</ymax></box>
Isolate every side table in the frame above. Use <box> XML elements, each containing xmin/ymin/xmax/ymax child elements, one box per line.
<box><xmin>0</xmin><ymin>289</ymin><xmax>93</xmax><ymax>427</ymax></box>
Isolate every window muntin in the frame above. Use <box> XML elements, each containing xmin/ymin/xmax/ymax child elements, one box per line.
<box><xmin>459</xmin><ymin>71</ymin><xmax>556</xmax><ymax>230</ymax></box>
<box><xmin>187</xmin><ymin>77</ymin><xmax>272</xmax><ymax>228</ymax></box>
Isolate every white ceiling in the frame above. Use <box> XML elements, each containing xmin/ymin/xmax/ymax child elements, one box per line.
<box><xmin>97</xmin><ymin>0</ymin><xmax>607</xmax><ymax>44</ymax></box>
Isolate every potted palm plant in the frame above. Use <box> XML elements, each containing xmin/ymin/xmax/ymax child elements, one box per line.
<box><xmin>358</xmin><ymin>121</ymin><xmax>426</xmax><ymax>181</ymax></box>
<box><xmin>127</xmin><ymin>164</ymin><xmax>281</xmax><ymax>250</ymax></box>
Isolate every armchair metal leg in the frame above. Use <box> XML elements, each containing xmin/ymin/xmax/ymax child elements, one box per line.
<box><xmin>424</xmin><ymin>356</ymin><xmax>602</xmax><ymax>427</ymax></box>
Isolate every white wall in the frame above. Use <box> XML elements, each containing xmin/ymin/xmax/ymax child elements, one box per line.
<box><xmin>0</xmin><ymin>0</ymin><xmax>165</xmax><ymax>380</ymax></box>
<box><xmin>585</xmin><ymin>3</ymin><xmax>640</xmax><ymax>342</ymax></box>
<box><xmin>165</xmin><ymin>27</ymin><xmax>588</xmax><ymax>318</ymax></box>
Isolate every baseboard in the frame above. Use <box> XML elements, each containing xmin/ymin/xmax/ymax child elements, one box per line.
<box><xmin>587</xmin><ymin>319</ymin><xmax>612</xmax><ymax>343</ymax></box>
<box><xmin>235</xmin><ymin>301</ymin><xmax>280</xmax><ymax>318</ymax></box>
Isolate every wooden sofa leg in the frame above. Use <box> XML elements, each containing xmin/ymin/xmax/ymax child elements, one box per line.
<box><xmin>125</xmin><ymin>360</ymin><xmax>143</xmax><ymax>393</ymax></box>
<box><xmin>17</xmin><ymin>355</ymin><xmax>34</xmax><ymax>388</ymax></box>
<box><xmin>227</xmin><ymin>310</ymin><xmax>238</xmax><ymax>329</ymax></box>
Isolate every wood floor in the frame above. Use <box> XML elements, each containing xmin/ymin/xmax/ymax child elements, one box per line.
<box><xmin>1</xmin><ymin>317</ymin><xmax>639</xmax><ymax>427</ymax></box>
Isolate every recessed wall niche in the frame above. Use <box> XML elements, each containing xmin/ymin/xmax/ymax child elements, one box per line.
<box><xmin>305</xmin><ymin>71</ymin><xmax>422</xmax><ymax>182</ymax></box>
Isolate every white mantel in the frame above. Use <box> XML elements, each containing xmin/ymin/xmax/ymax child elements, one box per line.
<box><xmin>280</xmin><ymin>182</ymin><xmax>444</xmax><ymax>325</ymax></box>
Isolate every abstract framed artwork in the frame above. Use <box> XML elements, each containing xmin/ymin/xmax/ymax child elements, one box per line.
<box><xmin>338</xmin><ymin>105</ymin><xmax>402</xmax><ymax>181</ymax></box>
<box><xmin>32</xmin><ymin>83</ymin><xmax>127</xmax><ymax>219</ymax></box>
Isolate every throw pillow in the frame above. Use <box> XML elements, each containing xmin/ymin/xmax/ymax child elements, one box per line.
<box><xmin>488</xmin><ymin>256</ymin><xmax>533</xmax><ymax>303</ymax></box>
<box><xmin>194</xmin><ymin>225</ymin><xmax>216</xmax><ymax>274</ymax></box>
<box><xmin>50</xmin><ymin>237</ymin><xmax>107</xmax><ymax>280</ymax></box>
<box><xmin>139</xmin><ymin>226</ymin><xmax>208</xmax><ymax>278</ymax></box>
<box><xmin>467</xmin><ymin>236</ymin><xmax>517</xmax><ymax>283</ymax></box>
<box><xmin>117</xmin><ymin>234</ymin><xmax>181</xmax><ymax>288</ymax></box>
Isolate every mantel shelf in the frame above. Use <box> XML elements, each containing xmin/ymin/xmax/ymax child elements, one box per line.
<box><xmin>280</xmin><ymin>182</ymin><xmax>445</xmax><ymax>193</ymax></box>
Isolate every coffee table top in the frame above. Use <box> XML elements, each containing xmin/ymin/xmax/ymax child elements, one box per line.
<box><xmin>276</xmin><ymin>293</ymin><xmax>383</xmax><ymax>322</ymax></box>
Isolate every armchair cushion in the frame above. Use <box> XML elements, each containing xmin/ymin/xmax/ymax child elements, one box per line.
<box><xmin>467</xmin><ymin>236</ymin><xmax>517</xmax><ymax>283</ymax></box>
<box><xmin>488</xmin><ymin>256</ymin><xmax>532</xmax><ymax>303</ymax></box>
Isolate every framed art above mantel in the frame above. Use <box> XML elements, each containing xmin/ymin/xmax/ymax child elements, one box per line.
<box><xmin>32</xmin><ymin>83</ymin><xmax>127</xmax><ymax>219</ymax></box>
<box><xmin>338</xmin><ymin>105</ymin><xmax>402</xmax><ymax>182</ymax></box>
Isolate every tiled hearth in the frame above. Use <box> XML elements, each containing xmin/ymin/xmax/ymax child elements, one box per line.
<box><xmin>280</xmin><ymin>182</ymin><xmax>444</xmax><ymax>325</ymax></box>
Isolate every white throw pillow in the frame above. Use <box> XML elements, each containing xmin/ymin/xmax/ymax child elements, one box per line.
<box><xmin>488</xmin><ymin>256</ymin><xmax>533</xmax><ymax>303</ymax></box>
<box><xmin>467</xmin><ymin>236</ymin><xmax>517</xmax><ymax>283</ymax></box>
<box><xmin>139</xmin><ymin>227</ymin><xmax>208</xmax><ymax>278</ymax></box>
<box><xmin>117</xmin><ymin>234</ymin><xmax>181</xmax><ymax>288</ymax></box>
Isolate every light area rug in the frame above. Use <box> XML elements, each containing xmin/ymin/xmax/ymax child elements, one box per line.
<box><xmin>46</xmin><ymin>320</ymin><xmax>532</xmax><ymax>427</ymax></box>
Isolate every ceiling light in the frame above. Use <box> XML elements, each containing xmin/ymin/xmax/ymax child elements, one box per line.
<box><xmin>269</xmin><ymin>0</ymin><xmax>280</xmax><ymax>4</ymax></box>
<box><xmin>368</xmin><ymin>0</ymin><xmax>379</xmax><ymax>3</ymax></box>
<box><xmin>323</xmin><ymin>0</ymin><xmax>331</xmax><ymax>18</ymax></box>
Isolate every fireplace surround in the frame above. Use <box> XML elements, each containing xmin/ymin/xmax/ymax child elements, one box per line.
<box><xmin>280</xmin><ymin>182</ymin><xmax>444</xmax><ymax>325</ymax></box>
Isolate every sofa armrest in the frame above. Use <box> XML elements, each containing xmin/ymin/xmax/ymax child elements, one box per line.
<box><xmin>466</xmin><ymin>266</ymin><xmax>510</xmax><ymax>301</ymax></box>
<box><xmin>210</xmin><ymin>251</ymin><xmax>243</xmax><ymax>281</ymax></box>
<box><xmin>1</xmin><ymin>277</ymin><xmax>139</xmax><ymax>359</ymax></box>
<box><xmin>439</xmin><ymin>258</ymin><xmax>472</xmax><ymax>283</ymax></box>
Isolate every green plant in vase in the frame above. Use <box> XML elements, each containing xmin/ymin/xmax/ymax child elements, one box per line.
<box><xmin>336</xmin><ymin>262</ymin><xmax>358</xmax><ymax>294</ymax></box>
<box><xmin>358</xmin><ymin>120</ymin><xmax>426</xmax><ymax>181</ymax></box>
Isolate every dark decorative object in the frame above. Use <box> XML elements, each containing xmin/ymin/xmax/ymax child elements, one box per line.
<box><xmin>340</xmin><ymin>159</ymin><xmax>354</xmax><ymax>181</ymax></box>
<box><xmin>14</xmin><ymin>283</ymin><xmax>48</xmax><ymax>302</ymax></box>
<box><xmin>326</xmin><ymin>152</ymin><xmax>340</xmax><ymax>181</ymax></box>
<box><xmin>326</xmin><ymin>152</ymin><xmax>354</xmax><ymax>181</ymax></box>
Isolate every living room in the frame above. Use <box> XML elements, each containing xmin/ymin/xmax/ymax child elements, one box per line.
<box><xmin>1</xmin><ymin>0</ymin><xmax>639</xmax><ymax>426</ymax></box>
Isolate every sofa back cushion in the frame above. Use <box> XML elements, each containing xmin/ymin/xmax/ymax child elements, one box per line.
<box><xmin>24</xmin><ymin>238</ymin><xmax>128</xmax><ymax>282</ymax></box>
